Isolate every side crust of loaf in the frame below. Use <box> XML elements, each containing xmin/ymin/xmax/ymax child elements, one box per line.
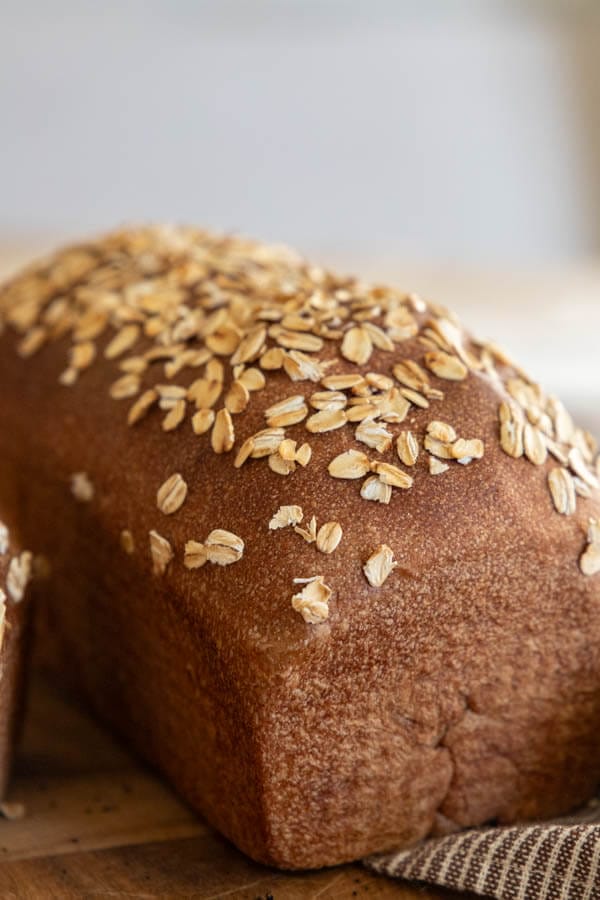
<box><xmin>0</xmin><ymin>532</ymin><xmax>33</xmax><ymax>800</ymax></box>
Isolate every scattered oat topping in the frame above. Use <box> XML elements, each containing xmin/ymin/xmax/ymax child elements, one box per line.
<box><xmin>291</xmin><ymin>576</ymin><xmax>332</xmax><ymax>624</ymax></box>
<box><xmin>341</xmin><ymin>326</ymin><xmax>372</xmax><ymax>365</ymax></box>
<box><xmin>548</xmin><ymin>467</ymin><xmax>576</xmax><ymax>516</ymax></box>
<box><xmin>251</xmin><ymin>431</ymin><xmax>286</xmax><ymax>468</ymax></box>
<box><xmin>128</xmin><ymin>389</ymin><xmax>158</xmax><ymax>426</ymax></box>
<box><xmin>211</xmin><ymin>408</ymin><xmax>235</xmax><ymax>453</ymax></box>
<box><xmin>0</xmin><ymin>522</ymin><xmax>8</xmax><ymax>555</ymax></box>
<box><xmin>157</xmin><ymin>473</ymin><xmax>188</xmax><ymax>516</ymax></box>
<box><xmin>70</xmin><ymin>472</ymin><xmax>94</xmax><ymax>503</ymax></box>
<box><xmin>2</xmin><ymin>225</ymin><xmax>599</xmax><ymax>597</ymax></box>
<box><xmin>58</xmin><ymin>366</ymin><xmax>78</xmax><ymax>386</ymax></box>
<box><xmin>424</xmin><ymin>351</ymin><xmax>468</xmax><ymax>381</ymax></box>
<box><xmin>360</xmin><ymin>475</ymin><xmax>392</xmax><ymax>504</ymax></box>
<box><xmin>225</xmin><ymin>380</ymin><xmax>250</xmax><ymax>415</ymax></box>
<box><xmin>396</xmin><ymin>430</ymin><xmax>419</xmax><ymax>467</ymax></box>
<box><xmin>233</xmin><ymin>437</ymin><xmax>255</xmax><ymax>468</ymax></box>
<box><xmin>310</xmin><ymin>390</ymin><xmax>347</xmax><ymax>411</ymax></box>
<box><xmin>451</xmin><ymin>438</ymin><xmax>484</xmax><ymax>461</ymax></box>
<box><xmin>269</xmin><ymin>448</ymin><xmax>296</xmax><ymax>476</ymax></box>
<box><xmin>120</xmin><ymin>529</ymin><xmax>135</xmax><ymax>554</ymax></box>
<box><xmin>110</xmin><ymin>373</ymin><xmax>140</xmax><ymax>400</ymax></box>
<box><xmin>316</xmin><ymin>521</ymin><xmax>343</xmax><ymax>554</ymax></box>
<box><xmin>399</xmin><ymin>387</ymin><xmax>430</xmax><ymax>409</ymax></box>
<box><xmin>284</xmin><ymin>349</ymin><xmax>329</xmax><ymax>382</ymax></box>
<box><xmin>424</xmin><ymin>435</ymin><xmax>453</xmax><ymax>459</ymax></box>
<box><xmin>366</xmin><ymin>372</ymin><xmax>394</xmax><ymax>392</ymax></box>
<box><xmin>294</xmin><ymin>515</ymin><xmax>318</xmax><ymax>544</ymax></box>
<box><xmin>265</xmin><ymin>394</ymin><xmax>308</xmax><ymax>428</ymax></box>
<box><xmin>0</xmin><ymin>801</ymin><xmax>26</xmax><ymax>821</ymax></box>
<box><xmin>159</xmin><ymin>385</ymin><xmax>187</xmax><ymax>408</ymax></box>
<box><xmin>6</xmin><ymin>552</ymin><xmax>33</xmax><ymax>602</ymax></box>
<box><xmin>423</xmin><ymin>422</ymin><xmax>484</xmax><ymax>468</ymax></box>
<box><xmin>499</xmin><ymin>400</ymin><xmax>524</xmax><ymax>459</ymax></box>
<box><xmin>393</xmin><ymin>360</ymin><xmax>430</xmax><ymax>394</ymax></box>
<box><xmin>363</xmin><ymin>545</ymin><xmax>397</xmax><ymax>587</ymax></box>
<box><xmin>162</xmin><ymin>399</ymin><xmax>186</xmax><ymax>432</ymax></box>
<box><xmin>105</xmin><ymin>324</ymin><xmax>140</xmax><ymax>360</ymax></box>
<box><xmin>0</xmin><ymin>595</ymin><xmax>5</xmax><ymax>651</ymax></box>
<box><xmin>523</xmin><ymin>424</ymin><xmax>547</xmax><ymax>466</ymax></box>
<box><xmin>573</xmin><ymin>477</ymin><xmax>593</xmax><ymax>499</ymax></box>
<box><xmin>546</xmin><ymin>438</ymin><xmax>569</xmax><ymax>466</ymax></box>
<box><xmin>296</xmin><ymin>443</ymin><xmax>312</xmax><ymax>466</ymax></box>
<box><xmin>188</xmin><ymin>377</ymin><xmax>221</xmax><ymax>409</ymax></box>
<box><xmin>328</xmin><ymin>450</ymin><xmax>371</xmax><ymax>480</ymax></box>
<box><xmin>355</xmin><ymin>418</ymin><xmax>393</xmax><ymax>452</ymax></box>
<box><xmin>183</xmin><ymin>541</ymin><xmax>208</xmax><ymax>569</ymax></box>
<box><xmin>496</xmin><ymin>380</ymin><xmax>593</xmax><ymax>526</ymax></box>
<box><xmin>18</xmin><ymin>327</ymin><xmax>45</xmax><ymax>358</ymax></box>
<box><xmin>427</xmin><ymin>420</ymin><xmax>456</xmax><ymax>443</ymax></box>
<box><xmin>205</xmin><ymin>530</ymin><xmax>244</xmax><ymax>565</ymax></box>
<box><xmin>259</xmin><ymin>347</ymin><xmax>284</xmax><ymax>370</ymax></box>
<box><xmin>429</xmin><ymin>457</ymin><xmax>449</xmax><ymax>476</ymax></box>
<box><xmin>580</xmin><ymin>518</ymin><xmax>600</xmax><ymax>576</ymax></box>
<box><xmin>568</xmin><ymin>447</ymin><xmax>599</xmax><ymax>490</ymax></box>
<box><xmin>269</xmin><ymin>505</ymin><xmax>304</xmax><ymax>530</ymax></box>
<box><xmin>238</xmin><ymin>367</ymin><xmax>265</xmax><ymax>392</ymax></box>
<box><xmin>184</xmin><ymin>530</ymin><xmax>244</xmax><ymax>568</ymax></box>
<box><xmin>550</xmin><ymin>396</ymin><xmax>575</xmax><ymax>444</ymax></box>
<box><xmin>306</xmin><ymin>408</ymin><xmax>347</xmax><ymax>434</ymax></box>
<box><xmin>370</xmin><ymin>461</ymin><xmax>413</xmax><ymax>489</ymax></box>
<box><xmin>231</xmin><ymin>326</ymin><xmax>266</xmax><ymax>365</ymax></box>
<box><xmin>150</xmin><ymin>530</ymin><xmax>173</xmax><ymax>576</ymax></box>
<box><xmin>71</xmin><ymin>341</ymin><xmax>96</xmax><ymax>371</ymax></box>
<box><xmin>279</xmin><ymin>439</ymin><xmax>298</xmax><ymax>462</ymax></box>
<box><xmin>321</xmin><ymin>373</ymin><xmax>365</xmax><ymax>391</ymax></box>
<box><xmin>192</xmin><ymin>408</ymin><xmax>215</xmax><ymax>435</ymax></box>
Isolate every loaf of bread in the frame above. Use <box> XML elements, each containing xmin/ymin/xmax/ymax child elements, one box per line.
<box><xmin>1</xmin><ymin>226</ymin><xmax>600</xmax><ymax>868</ymax></box>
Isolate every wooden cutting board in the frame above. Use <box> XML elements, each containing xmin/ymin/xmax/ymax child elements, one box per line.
<box><xmin>0</xmin><ymin>677</ymin><xmax>470</xmax><ymax>899</ymax></box>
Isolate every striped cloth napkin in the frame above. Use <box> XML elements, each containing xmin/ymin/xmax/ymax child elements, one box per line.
<box><xmin>365</xmin><ymin>798</ymin><xmax>600</xmax><ymax>899</ymax></box>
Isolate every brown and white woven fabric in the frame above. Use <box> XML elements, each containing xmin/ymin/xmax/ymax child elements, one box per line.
<box><xmin>365</xmin><ymin>800</ymin><xmax>600</xmax><ymax>899</ymax></box>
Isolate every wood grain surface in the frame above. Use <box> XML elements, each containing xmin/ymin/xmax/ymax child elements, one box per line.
<box><xmin>0</xmin><ymin>677</ymin><xmax>472</xmax><ymax>899</ymax></box>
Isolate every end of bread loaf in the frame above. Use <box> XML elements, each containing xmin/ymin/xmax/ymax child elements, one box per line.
<box><xmin>1</xmin><ymin>225</ymin><xmax>600</xmax><ymax>867</ymax></box>
<box><xmin>0</xmin><ymin>523</ymin><xmax>34</xmax><ymax>802</ymax></box>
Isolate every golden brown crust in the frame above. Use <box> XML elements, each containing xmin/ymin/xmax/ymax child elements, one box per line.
<box><xmin>1</xmin><ymin>226</ymin><xmax>600</xmax><ymax>867</ymax></box>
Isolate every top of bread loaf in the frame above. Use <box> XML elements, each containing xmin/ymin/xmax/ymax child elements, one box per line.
<box><xmin>1</xmin><ymin>224</ymin><xmax>599</xmax><ymax>628</ymax></box>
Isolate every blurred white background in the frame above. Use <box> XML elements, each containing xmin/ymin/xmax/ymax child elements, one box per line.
<box><xmin>2</xmin><ymin>0</ymin><xmax>600</xmax><ymax>263</ymax></box>
<box><xmin>1</xmin><ymin>0</ymin><xmax>599</xmax><ymax>416</ymax></box>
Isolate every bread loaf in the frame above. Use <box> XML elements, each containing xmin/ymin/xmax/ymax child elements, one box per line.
<box><xmin>1</xmin><ymin>226</ymin><xmax>600</xmax><ymax>868</ymax></box>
